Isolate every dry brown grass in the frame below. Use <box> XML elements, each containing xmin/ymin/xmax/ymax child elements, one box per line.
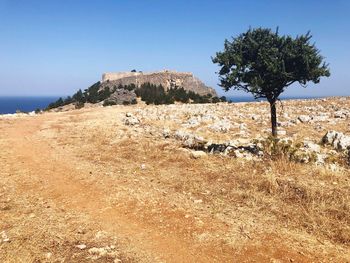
<box><xmin>48</xmin><ymin>104</ymin><xmax>350</xmax><ymax>259</ymax></box>
<box><xmin>67</xmin><ymin>124</ymin><xmax>350</xmax><ymax>248</ymax></box>
<box><xmin>1</xmin><ymin>99</ymin><xmax>350</xmax><ymax>262</ymax></box>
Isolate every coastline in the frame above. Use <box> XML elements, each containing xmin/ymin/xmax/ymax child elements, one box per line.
<box><xmin>0</xmin><ymin>95</ymin><xmax>349</xmax><ymax>115</ymax></box>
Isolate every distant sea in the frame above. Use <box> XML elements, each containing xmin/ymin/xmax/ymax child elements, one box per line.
<box><xmin>0</xmin><ymin>97</ymin><xmax>59</xmax><ymax>114</ymax></box>
<box><xmin>0</xmin><ymin>95</ymin><xmax>329</xmax><ymax>115</ymax></box>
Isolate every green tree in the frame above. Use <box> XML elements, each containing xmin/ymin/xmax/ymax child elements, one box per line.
<box><xmin>212</xmin><ymin>27</ymin><xmax>330</xmax><ymax>137</ymax></box>
<box><xmin>72</xmin><ymin>89</ymin><xmax>84</xmax><ymax>103</ymax></box>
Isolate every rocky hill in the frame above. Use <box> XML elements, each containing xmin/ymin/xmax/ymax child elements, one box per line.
<box><xmin>101</xmin><ymin>70</ymin><xmax>217</xmax><ymax>97</ymax></box>
<box><xmin>46</xmin><ymin>70</ymin><xmax>223</xmax><ymax>110</ymax></box>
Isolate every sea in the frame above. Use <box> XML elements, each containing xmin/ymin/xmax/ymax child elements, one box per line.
<box><xmin>0</xmin><ymin>95</ymin><xmax>325</xmax><ymax>114</ymax></box>
<box><xmin>0</xmin><ymin>97</ymin><xmax>60</xmax><ymax>114</ymax></box>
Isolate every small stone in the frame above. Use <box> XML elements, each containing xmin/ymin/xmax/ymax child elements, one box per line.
<box><xmin>162</xmin><ymin>128</ymin><xmax>171</xmax><ymax>138</ymax></box>
<box><xmin>239</xmin><ymin>123</ymin><xmax>247</xmax><ymax>130</ymax></box>
<box><xmin>303</xmin><ymin>141</ymin><xmax>321</xmax><ymax>153</ymax></box>
<box><xmin>193</xmin><ymin>199</ymin><xmax>203</xmax><ymax>204</ymax></box>
<box><xmin>1</xmin><ymin>231</ymin><xmax>9</xmax><ymax>242</ymax></box>
<box><xmin>77</xmin><ymin>227</ymin><xmax>86</xmax><ymax>234</ymax></box>
<box><xmin>277</xmin><ymin>130</ymin><xmax>286</xmax><ymax>136</ymax></box>
<box><xmin>298</xmin><ymin>115</ymin><xmax>311</xmax><ymax>123</ymax></box>
<box><xmin>76</xmin><ymin>244</ymin><xmax>87</xmax><ymax>250</ymax></box>
<box><xmin>123</xmin><ymin>113</ymin><xmax>140</xmax><ymax>126</ymax></box>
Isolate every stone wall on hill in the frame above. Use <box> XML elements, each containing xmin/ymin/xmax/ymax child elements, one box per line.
<box><xmin>100</xmin><ymin>70</ymin><xmax>217</xmax><ymax>97</ymax></box>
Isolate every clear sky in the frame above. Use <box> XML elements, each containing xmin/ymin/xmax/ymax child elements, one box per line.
<box><xmin>0</xmin><ymin>0</ymin><xmax>349</xmax><ymax>97</ymax></box>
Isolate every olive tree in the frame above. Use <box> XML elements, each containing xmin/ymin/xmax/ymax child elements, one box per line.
<box><xmin>212</xmin><ymin>28</ymin><xmax>330</xmax><ymax>137</ymax></box>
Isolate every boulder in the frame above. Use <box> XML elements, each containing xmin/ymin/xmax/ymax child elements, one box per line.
<box><xmin>322</xmin><ymin>130</ymin><xmax>350</xmax><ymax>151</ymax></box>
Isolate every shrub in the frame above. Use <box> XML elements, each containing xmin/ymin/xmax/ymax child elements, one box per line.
<box><xmin>75</xmin><ymin>101</ymin><xmax>85</xmax><ymax>109</ymax></box>
<box><xmin>103</xmin><ymin>100</ymin><xmax>116</xmax><ymax>107</ymax></box>
<box><xmin>46</xmin><ymin>80</ymin><xmax>221</xmax><ymax>110</ymax></box>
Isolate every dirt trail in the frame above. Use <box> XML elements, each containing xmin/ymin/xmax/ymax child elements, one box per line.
<box><xmin>0</xmin><ymin>115</ymin><xmax>234</xmax><ymax>262</ymax></box>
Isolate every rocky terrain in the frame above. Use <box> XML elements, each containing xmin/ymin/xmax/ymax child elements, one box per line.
<box><xmin>100</xmin><ymin>70</ymin><xmax>218</xmax><ymax>97</ymax></box>
<box><xmin>0</xmin><ymin>97</ymin><xmax>349</xmax><ymax>262</ymax></box>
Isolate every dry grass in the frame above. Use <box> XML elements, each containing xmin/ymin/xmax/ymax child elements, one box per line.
<box><xmin>66</xmin><ymin>125</ymin><xmax>350</xmax><ymax>247</ymax></box>
<box><xmin>1</xmin><ymin>99</ymin><xmax>350</xmax><ymax>262</ymax></box>
<box><xmin>47</xmin><ymin>103</ymin><xmax>350</xmax><ymax>259</ymax></box>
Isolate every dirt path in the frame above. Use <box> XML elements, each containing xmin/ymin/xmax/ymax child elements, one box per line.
<box><xmin>0</xmin><ymin>114</ymin><xmax>235</xmax><ymax>262</ymax></box>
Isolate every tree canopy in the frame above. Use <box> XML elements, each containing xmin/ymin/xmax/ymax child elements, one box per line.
<box><xmin>213</xmin><ymin>27</ymin><xmax>330</xmax><ymax>102</ymax></box>
<box><xmin>213</xmin><ymin>27</ymin><xmax>330</xmax><ymax>136</ymax></box>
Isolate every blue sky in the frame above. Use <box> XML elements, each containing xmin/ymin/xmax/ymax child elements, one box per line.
<box><xmin>0</xmin><ymin>0</ymin><xmax>349</xmax><ymax>97</ymax></box>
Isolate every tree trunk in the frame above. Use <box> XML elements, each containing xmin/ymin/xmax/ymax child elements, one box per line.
<box><xmin>270</xmin><ymin>100</ymin><xmax>277</xmax><ymax>137</ymax></box>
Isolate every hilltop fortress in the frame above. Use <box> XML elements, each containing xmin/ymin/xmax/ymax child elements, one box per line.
<box><xmin>100</xmin><ymin>70</ymin><xmax>217</xmax><ymax>96</ymax></box>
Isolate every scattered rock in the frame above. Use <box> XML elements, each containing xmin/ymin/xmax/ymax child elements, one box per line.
<box><xmin>277</xmin><ymin>129</ymin><xmax>286</xmax><ymax>136</ymax></box>
<box><xmin>298</xmin><ymin>115</ymin><xmax>311</xmax><ymax>123</ymax></box>
<box><xmin>322</xmin><ymin>130</ymin><xmax>350</xmax><ymax>151</ymax></box>
<box><xmin>123</xmin><ymin>113</ymin><xmax>140</xmax><ymax>126</ymax></box>
<box><xmin>303</xmin><ymin>141</ymin><xmax>321</xmax><ymax>153</ymax></box>
<box><xmin>45</xmin><ymin>252</ymin><xmax>52</xmax><ymax>259</ymax></box>
<box><xmin>183</xmin><ymin>117</ymin><xmax>201</xmax><ymax>127</ymax></box>
<box><xmin>328</xmin><ymin>163</ymin><xmax>341</xmax><ymax>172</ymax></box>
<box><xmin>239</xmin><ymin>123</ymin><xmax>247</xmax><ymax>131</ymax></box>
<box><xmin>88</xmin><ymin>246</ymin><xmax>119</xmax><ymax>260</ymax></box>
<box><xmin>1</xmin><ymin>231</ymin><xmax>10</xmax><ymax>242</ymax></box>
<box><xmin>312</xmin><ymin>115</ymin><xmax>328</xmax><ymax>122</ymax></box>
<box><xmin>193</xmin><ymin>199</ymin><xmax>203</xmax><ymax>204</ymax></box>
<box><xmin>209</xmin><ymin>120</ymin><xmax>231</xmax><ymax>133</ymax></box>
<box><xmin>334</xmin><ymin>110</ymin><xmax>348</xmax><ymax>119</ymax></box>
<box><xmin>174</xmin><ymin>130</ymin><xmax>206</xmax><ymax>148</ymax></box>
<box><xmin>162</xmin><ymin>128</ymin><xmax>171</xmax><ymax>138</ymax></box>
<box><xmin>76</xmin><ymin>244</ymin><xmax>87</xmax><ymax>250</ymax></box>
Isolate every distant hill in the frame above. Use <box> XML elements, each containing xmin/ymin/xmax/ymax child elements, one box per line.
<box><xmin>47</xmin><ymin>70</ymin><xmax>225</xmax><ymax>110</ymax></box>
<box><xmin>101</xmin><ymin>70</ymin><xmax>217</xmax><ymax>97</ymax></box>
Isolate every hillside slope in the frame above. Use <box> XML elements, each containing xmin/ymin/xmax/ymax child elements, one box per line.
<box><xmin>1</xmin><ymin>98</ymin><xmax>350</xmax><ymax>262</ymax></box>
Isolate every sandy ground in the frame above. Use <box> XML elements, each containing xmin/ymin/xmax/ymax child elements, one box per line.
<box><xmin>0</xmin><ymin>100</ymin><xmax>349</xmax><ymax>262</ymax></box>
